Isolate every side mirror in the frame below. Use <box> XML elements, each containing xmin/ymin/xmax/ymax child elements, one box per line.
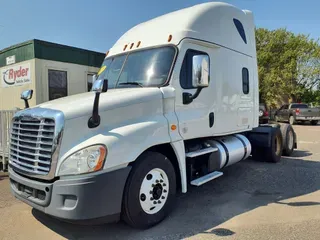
<box><xmin>183</xmin><ymin>54</ymin><xmax>210</xmax><ymax>104</ymax></box>
<box><xmin>91</xmin><ymin>79</ymin><xmax>108</xmax><ymax>93</ymax></box>
<box><xmin>192</xmin><ymin>55</ymin><xmax>210</xmax><ymax>88</ymax></box>
<box><xmin>21</xmin><ymin>89</ymin><xmax>33</xmax><ymax>109</ymax></box>
<box><xmin>88</xmin><ymin>79</ymin><xmax>108</xmax><ymax>128</ymax></box>
<box><xmin>92</xmin><ymin>74</ymin><xmax>97</xmax><ymax>83</ymax></box>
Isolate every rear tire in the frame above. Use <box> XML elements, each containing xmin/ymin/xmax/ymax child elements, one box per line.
<box><xmin>280</xmin><ymin>124</ymin><xmax>295</xmax><ymax>156</ymax></box>
<box><xmin>311</xmin><ymin>120</ymin><xmax>318</xmax><ymax>125</ymax></box>
<box><xmin>122</xmin><ymin>151</ymin><xmax>176</xmax><ymax>229</ymax></box>
<box><xmin>252</xmin><ymin>127</ymin><xmax>283</xmax><ymax>163</ymax></box>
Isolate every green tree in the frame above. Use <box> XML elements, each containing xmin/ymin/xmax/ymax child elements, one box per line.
<box><xmin>256</xmin><ymin>28</ymin><xmax>320</xmax><ymax>108</ymax></box>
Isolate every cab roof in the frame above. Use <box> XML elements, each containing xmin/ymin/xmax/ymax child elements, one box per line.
<box><xmin>108</xmin><ymin>2</ymin><xmax>256</xmax><ymax>58</ymax></box>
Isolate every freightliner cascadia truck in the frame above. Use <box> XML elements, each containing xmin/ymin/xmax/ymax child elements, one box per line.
<box><xmin>9</xmin><ymin>2</ymin><xmax>297</xmax><ymax>229</ymax></box>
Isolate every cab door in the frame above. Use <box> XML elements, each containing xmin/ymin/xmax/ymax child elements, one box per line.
<box><xmin>172</xmin><ymin>43</ymin><xmax>214</xmax><ymax>140</ymax></box>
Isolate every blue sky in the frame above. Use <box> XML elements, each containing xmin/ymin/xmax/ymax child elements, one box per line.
<box><xmin>1</xmin><ymin>0</ymin><xmax>319</xmax><ymax>53</ymax></box>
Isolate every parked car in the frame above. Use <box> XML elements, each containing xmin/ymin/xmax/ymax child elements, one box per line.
<box><xmin>274</xmin><ymin>103</ymin><xmax>320</xmax><ymax>125</ymax></box>
<box><xmin>259</xmin><ymin>103</ymin><xmax>269</xmax><ymax>124</ymax></box>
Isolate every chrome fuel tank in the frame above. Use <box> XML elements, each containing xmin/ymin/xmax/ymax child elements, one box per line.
<box><xmin>206</xmin><ymin>134</ymin><xmax>251</xmax><ymax>170</ymax></box>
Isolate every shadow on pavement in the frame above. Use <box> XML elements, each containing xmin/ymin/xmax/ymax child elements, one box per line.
<box><xmin>275</xmin><ymin>201</ymin><xmax>320</xmax><ymax>207</ymax></box>
<box><xmin>290</xmin><ymin>150</ymin><xmax>312</xmax><ymax>157</ymax></box>
<box><xmin>32</xmin><ymin>156</ymin><xmax>320</xmax><ymax>240</ymax></box>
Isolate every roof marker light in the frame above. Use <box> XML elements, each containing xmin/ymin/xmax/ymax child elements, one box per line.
<box><xmin>123</xmin><ymin>45</ymin><xmax>128</xmax><ymax>51</ymax></box>
<box><xmin>137</xmin><ymin>41</ymin><xmax>141</xmax><ymax>48</ymax></box>
<box><xmin>168</xmin><ymin>34</ymin><xmax>172</xmax><ymax>42</ymax></box>
<box><xmin>106</xmin><ymin>51</ymin><xmax>109</xmax><ymax>56</ymax></box>
<box><xmin>130</xmin><ymin>43</ymin><xmax>134</xmax><ymax>49</ymax></box>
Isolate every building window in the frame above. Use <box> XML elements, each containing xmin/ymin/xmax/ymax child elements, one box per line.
<box><xmin>233</xmin><ymin>18</ymin><xmax>247</xmax><ymax>44</ymax></box>
<box><xmin>48</xmin><ymin>70</ymin><xmax>67</xmax><ymax>100</ymax></box>
<box><xmin>87</xmin><ymin>74</ymin><xmax>95</xmax><ymax>91</ymax></box>
<box><xmin>242</xmin><ymin>68</ymin><xmax>249</xmax><ymax>94</ymax></box>
<box><xmin>180</xmin><ymin>49</ymin><xmax>210</xmax><ymax>89</ymax></box>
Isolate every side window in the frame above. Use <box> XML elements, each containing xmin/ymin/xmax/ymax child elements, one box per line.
<box><xmin>180</xmin><ymin>49</ymin><xmax>210</xmax><ymax>89</ymax></box>
<box><xmin>48</xmin><ymin>70</ymin><xmax>67</xmax><ymax>100</ymax></box>
<box><xmin>233</xmin><ymin>18</ymin><xmax>247</xmax><ymax>44</ymax></box>
<box><xmin>242</xmin><ymin>68</ymin><xmax>249</xmax><ymax>94</ymax></box>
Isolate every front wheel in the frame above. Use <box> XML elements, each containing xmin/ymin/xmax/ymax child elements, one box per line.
<box><xmin>122</xmin><ymin>151</ymin><xmax>176</xmax><ymax>229</ymax></box>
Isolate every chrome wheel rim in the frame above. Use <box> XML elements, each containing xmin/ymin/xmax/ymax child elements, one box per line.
<box><xmin>259</xmin><ymin>110</ymin><xmax>263</xmax><ymax>117</ymax></box>
<box><xmin>275</xmin><ymin>134</ymin><xmax>282</xmax><ymax>156</ymax></box>
<box><xmin>290</xmin><ymin>116</ymin><xmax>294</xmax><ymax>125</ymax></box>
<box><xmin>288</xmin><ymin>130</ymin><xmax>294</xmax><ymax>150</ymax></box>
<box><xmin>139</xmin><ymin>168</ymin><xmax>169</xmax><ymax>214</ymax></box>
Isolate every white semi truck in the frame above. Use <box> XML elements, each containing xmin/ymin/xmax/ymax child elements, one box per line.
<box><xmin>9</xmin><ymin>2</ymin><xmax>297</xmax><ymax>229</ymax></box>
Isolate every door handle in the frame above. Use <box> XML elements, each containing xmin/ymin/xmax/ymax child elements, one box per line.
<box><xmin>209</xmin><ymin>112</ymin><xmax>214</xmax><ymax>128</ymax></box>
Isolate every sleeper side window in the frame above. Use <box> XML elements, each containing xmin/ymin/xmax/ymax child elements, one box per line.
<box><xmin>180</xmin><ymin>49</ymin><xmax>210</xmax><ymax>89</ymax></box>
<box><xmin>233</xmin><ymin>18</ymin><xmax>247</xmax><ymax>44</ymax></box>
<box><xmin>242</xmin><ymin>67</ymin><xmax>249</xmax><ymax>94</ymax></box>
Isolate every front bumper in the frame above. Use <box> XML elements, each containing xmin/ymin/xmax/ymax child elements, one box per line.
<box><xmin>9</xmin><ymin>166</ymin><xmax>131</xmax><ymax>224</ymax></box>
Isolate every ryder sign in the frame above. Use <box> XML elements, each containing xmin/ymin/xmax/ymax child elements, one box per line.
<box><xmin>1</xmin><ymin>63</ymin><xmax>31</xmax><ymax>87</ymax></box>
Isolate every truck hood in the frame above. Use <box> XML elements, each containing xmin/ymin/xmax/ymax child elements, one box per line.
<box><xmin>36</xmin><ymin>88</ymin><xmax>164</xmax><ymax>120</ymax></box>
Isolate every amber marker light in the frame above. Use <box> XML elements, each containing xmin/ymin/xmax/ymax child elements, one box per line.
<box><xmin>94</xmin><ymin>146</ymin><xmax>107</xmax><ymax>171</ymax></box>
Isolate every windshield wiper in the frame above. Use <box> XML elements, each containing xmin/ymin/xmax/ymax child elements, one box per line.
<box><xmin>119</xmin><ymin>82</ymin><xmax>143</xmax><ymax>87</ymax></box>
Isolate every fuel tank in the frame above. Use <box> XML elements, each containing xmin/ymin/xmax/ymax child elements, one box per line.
<box><xmin>206</xmin><ymin>134</ymin><xmax>252</xmax><ymax>170</ymax></box>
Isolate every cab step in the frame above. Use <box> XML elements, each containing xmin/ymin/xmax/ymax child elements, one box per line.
<box><xmin>190</xmin><ymin>171</ymin><xmax>223</xmax><ymax>186</ymax></box>
<box><xmin>186</xmin><ymin>147</ymin><xmax>218</xmax><ymax>158</ymax></box>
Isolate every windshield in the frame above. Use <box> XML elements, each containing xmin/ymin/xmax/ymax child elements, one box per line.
<box><xmin>96</xmin><ymin>46</ymin><xmax>176</xmax><ymax>88</ymax></box>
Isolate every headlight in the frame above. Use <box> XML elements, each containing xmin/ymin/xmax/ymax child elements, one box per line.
<box><xmin>58</xmin><ymin>145</ymin><xmax>107</xmax><ymax>176</ymax></box>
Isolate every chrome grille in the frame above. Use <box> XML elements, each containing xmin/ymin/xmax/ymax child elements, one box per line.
<box><xmin>10</xmin><ymin>117</ymin><xmax>55</xmax><ymax>175</ymax></box>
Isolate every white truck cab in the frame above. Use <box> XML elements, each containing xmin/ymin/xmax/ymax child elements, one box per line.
<box><xmin>9</xmin><ymin>2</ymin><xmax>297</xmax><ymax>229</ymax></box>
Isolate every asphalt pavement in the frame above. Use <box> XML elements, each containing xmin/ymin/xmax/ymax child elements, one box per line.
<box><xmin>0</xmin><ymin>124</ymin><xmax>319</xmax><ymax>240</ymax></box>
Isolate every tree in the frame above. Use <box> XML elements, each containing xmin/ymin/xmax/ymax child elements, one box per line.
<box><xmin>256</xmin><ymin>28</ymin><xmax>320</xmax><ymax>108</ymax></box>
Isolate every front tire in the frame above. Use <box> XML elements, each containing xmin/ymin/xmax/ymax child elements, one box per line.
<box><xmin>122</xmin><ymin>151</ymin><xmax>176</xmax><ymax>229</ymax></box>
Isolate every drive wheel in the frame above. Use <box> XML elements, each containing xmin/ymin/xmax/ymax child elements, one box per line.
<box><xmin>311</xmin><ymin>120</ymin><xmax>318</xmax><ymax>125</ymax></box>
<box><xmin>265</xmin><ymin>127</ymin><xmax>283</xmax><ymax>163</ymax></box>
<box><xmin>122</xmin><ymin>151</ymin><xmax>176</xmax><ymax>229</ymax></box>
<box><xmin>252</xmin><ymin>127</ymin><xmax>283</xmax><ymax>163</ymax></box>
<box><xmin>280</xmin><ymin>124</ymin><xmax>295</xmax><ymax>156</ymax></box>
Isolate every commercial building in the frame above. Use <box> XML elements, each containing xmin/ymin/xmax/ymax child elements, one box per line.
<box><xmin>0</xmin><ymin>39</ymin><xmax>105</xmax><ymax>110</ymax></box>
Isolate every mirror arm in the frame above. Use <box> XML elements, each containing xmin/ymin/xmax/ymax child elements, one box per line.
<box><xmin>183</xmin><ymin>87</ymin><xmax>203</xmax><ymax>105</ymax></box>
<box><xmin>88</xmin><ymin>92</ymin><xmax>101</xmax><ymax>128</ymax></box>
<box><xmin>23</xmin><ymin>99</ymin><xmax>30</xmax><ymax>109</ymax></box>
